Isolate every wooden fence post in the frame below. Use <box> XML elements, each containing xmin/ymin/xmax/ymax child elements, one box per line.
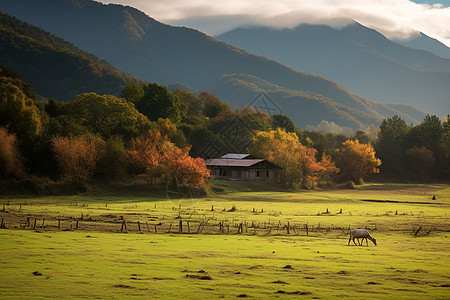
<box><xmin>154</xmin><ymin>224</ymin><xmax>157</xmax><ymax>233</ymax></box>
<box><xmin>58</xmin><ymin>219</ymin><xmax>61</xmax><ymax>229</ymax></box>
<box><xmin>179</xmin><ymin>220</ymin><xmax>183</xmax><ymax>234</ymax></box>
<box><xmin>75</xmin><ymin>220</ymin><xmax>79</xmax><ymax>230</ymax></box>
<box><xmin>305</xmin><ymin>224</ymin><xmax>309</xmax><ymax>236</ymax></box>
<box><xmin>137</xmin><ymin>221</ymin><xmax>141</xmax><ymax>232</ymax></box>
<box><xmin>146</xmin><ymin>222</ymin><xmax>150</xmax><ymax>232</ymax></box>
<box><xmin>33</xmin><ymin>218</ymin><xmax>37</xmax><ymax>230</ymax></box>
<box><xmin>187</xmin><ymin>221</ymin><xmax>190</xmax><ymax>233</ymax></box>
<box><xmin>27</xmin><ymin>217</ymin><xmax>30</xmax><ymax>227</ymax></box>
<box><xmin>41</xmin><ymin>218</ymin><xmax>45</xmax><ymax>228</ymax></box>
<box><xmin>415</xmin><ymin>226</ymin><xmax>422</xmax><ymax>236</ymax></box>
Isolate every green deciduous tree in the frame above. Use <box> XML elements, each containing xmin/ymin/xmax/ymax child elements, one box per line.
<box><xmin>199</xmin><ymin>91</ymin><xmax>230</xmax><ymax>119</ymax></box>
<box><xmin>135</xmin><ymin>83</ymin><xmax>182</xmax><ymax>123</ymax></box>
<box><xmin>121</xmin><ymin>83</ymin><xmax>144</xmax><ymax>103</ymax></box>
<box><xmin>0</xmin><ymin>81</ymin><xmax>42</xmax><ymax>142</ymax></box>
<box><xmin>96</xmin><ymin>136</ymin><xmax>127</xmax><ymax>180</ymax></box>
<box><xmin>70</xmin><ymin>93</ymin><xmax>150</xmax><ymax>141</ymax></box>
<box><xmin>157</xmin><ymin>118</ymin><xmax>187</xmax><ymax>148</ymax></box>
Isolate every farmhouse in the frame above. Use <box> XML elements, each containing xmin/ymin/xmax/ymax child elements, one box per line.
<box><xmin>205</xmin><ymin>153</ymin><xmax>282</xmax><ymax>182</ymax></box>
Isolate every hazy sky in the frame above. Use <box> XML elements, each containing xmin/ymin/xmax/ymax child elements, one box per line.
<box><xmin>98</xmin><ymin>0</ymin><xmax>450</xmax><ymax>46</ymax></box>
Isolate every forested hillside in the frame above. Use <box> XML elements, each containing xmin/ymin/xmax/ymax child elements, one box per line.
<box><xmin>0</xmin><ymin>12</ymin><xmax>143</xmax><ymax>101</ymax></box>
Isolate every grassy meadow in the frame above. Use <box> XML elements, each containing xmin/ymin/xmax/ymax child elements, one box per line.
<box><xmin>0</xmin><ymin>180</ymin><xmax>449</xmax><ymax>299</ymax></box>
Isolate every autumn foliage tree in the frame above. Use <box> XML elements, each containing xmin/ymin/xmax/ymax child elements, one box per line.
<box><xmin>335</xmin><ymin>139</ymin><xmax>381</xmax><ymax>184</ymax></box>
<box><xmin>52</xmin><ymin>135</ymin><xmax>103</xmax><ymax>186</ymax></box>
<box><xmin>127</xmin><ymin>130</ymin><xmax>211</xmax><ymax>187</ymax></box>
<box><xmin>0</xmin><ymin>126</ymin><xmax>25</xmax><ymax>178</ymax></box>
<box><xmin>250</xmin><ymin>128</ymin><xmax>338</xmax><ymax>188</ymax></box>
<box><xmin>162</xmin><ymin>146</ymin><xmax>211</xmax><ymax>187</ymax></box>
<box><xmin>127</xmin><ymin>131</ymin><xmax>175</xmax><ymax>185</ymax></box>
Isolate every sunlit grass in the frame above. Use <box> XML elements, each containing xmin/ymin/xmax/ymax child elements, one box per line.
<box><xmin>0</xmin><ymin>181</ymin><xmax>449</xmax><ymax>299</ymax></box>
<box><xmin>0</xmin><ymin>230</ymin><xmax>449</xmax><ymax>299</ymax></box>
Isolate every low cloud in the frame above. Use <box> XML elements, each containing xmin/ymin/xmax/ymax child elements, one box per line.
<box><xmin>98</xmin><ymin>0</ymin><xmax>450</xmax><ymax>46</ymax></box>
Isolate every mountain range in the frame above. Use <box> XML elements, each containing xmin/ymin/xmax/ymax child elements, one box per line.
<box><xmin>216</xmin><ymin>23</ymin><xmax>450</xmax><ymax>115</ymax></box>
<box><xmin>0</xmin><ymin>0</ymin><xmax>431</xmax><ymax>130</ymax></box>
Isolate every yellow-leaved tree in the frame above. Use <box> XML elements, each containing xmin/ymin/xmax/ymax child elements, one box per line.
<box><xmin>250</xmin><ymin>128</ymin><xmax>338</xmax><ymax>188</ymax></box>
<box><xmin>335</xmin><ymin>139</ymin><xmax>381</xmax><ymax>184</ymax></box>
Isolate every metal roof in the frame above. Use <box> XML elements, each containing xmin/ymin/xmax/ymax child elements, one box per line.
<box><xmin>205</xmin><ymin>158</ymin><xmax>266</xmax><ymax>167</ymax></box>
<box><xmin>220</xmin><ymin>153</ymin><xmax>253</xmax><ymax>159</ymax></box>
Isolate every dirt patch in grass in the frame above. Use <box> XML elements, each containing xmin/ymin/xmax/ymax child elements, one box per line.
<box><xmin>185</xmin><ymin>274</ymin><xmax>212</xmax><ymax>280</ymax></box>
<box><xmin>271</xmin><ymin>280</ymin><xmax>289</xmax><ymax>284</ymax></box>
<box><xmin>276</xmin><ymin>290</ymin><xmax>311</xmax><ymax>295</ymax></box>
<box><xmin>112</xmin><ymin>284</ymin><xmax>135</xmax><ymax>289</ymax></box>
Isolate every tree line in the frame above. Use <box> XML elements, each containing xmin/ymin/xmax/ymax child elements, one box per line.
<box><xmin>1</xmin><ymin>65</ymin><xmax>448</xmax><ymax>194</ymax></box>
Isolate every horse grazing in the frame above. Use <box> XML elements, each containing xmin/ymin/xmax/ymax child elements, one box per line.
<box><xmin>348</xmin><ymin>229</ymin><xmax>377</xmax><ymax>246</ymax></box>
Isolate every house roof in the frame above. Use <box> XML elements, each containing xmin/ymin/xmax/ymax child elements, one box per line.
<box><xmin>205</xmin><ymin>158</ymin><xmax>265</xmax><ymax>167</ymax></box>
<box><xmin>220</xmin><ymin>153</ymin><xmax>254</xmax><ymax>159</ymax></box>
<box><xmin>205</xmin><ymin>158</ymin><xmax>281</xmax><ymax>169</ymax></box>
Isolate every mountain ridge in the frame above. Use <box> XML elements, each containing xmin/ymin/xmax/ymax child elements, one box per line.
<box><xmin>0</xmin><ymin>0</ymin><xmax>428</xmax><ymax>129</ymax></box>
<box><xmin>216</xmin><ymin>23</ymin><xmax>450</xmax><ymax>115</ymax></box>
<box><xmin>209</xmin><ymin>73</ymin><xmax>423</xmax><ymax>129</ymax></box>
<box><xmin>396</xmin><ymin>32</ymin><xmax>450</xmax><ymax>60</ymax></box>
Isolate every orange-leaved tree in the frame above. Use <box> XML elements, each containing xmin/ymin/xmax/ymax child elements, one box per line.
<box><xmin>127</xmin><ymin>130</ymin><xmax>175</xmax><ymax>185</ymax></box>
<box><xmin>335</xmin><ymin>139</ymin><xmax>381</xmax><ymax>184</ymax></box>
<box><xmin>0</xmin><ymin>126</ymin><xmax>25</xmax><ymax>178</ymax></box>
<box><xmin>162</xmin><ymin>146</ymin><xmax>211</xmax><ymax>187</ymax></box>
<box><xmin>52</xmin><ymin>135</ymin><xmax>104</xmax><ymax>186</ymax></box>
<box><xmin>127</xmin><ymin>130</ymin><xmax>211</xmax><ymax>187</ymax></box>
<box><xmin>250</xmin><ymin>128</ymin><xmax>338</xmax><ymax>188</ymax></box>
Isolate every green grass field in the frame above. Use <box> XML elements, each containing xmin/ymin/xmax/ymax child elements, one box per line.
<box><xmin>1</xmin><ymin>181</ymin><xmax>449</xmax><ymax>299</ymax></box>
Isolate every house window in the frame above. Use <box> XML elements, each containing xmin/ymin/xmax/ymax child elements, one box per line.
<box><xmin>266</xmin><ymin>170</ymin><xmax>270</xmax><ymax>178</ymax></box>
<box><xmin>256</xmin><ymin>170</ymin><xmax>260</xmax><ymax>177</ymax></box>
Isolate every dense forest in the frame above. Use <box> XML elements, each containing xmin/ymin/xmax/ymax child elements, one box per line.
<box><xmin>1</xmin><ymin>66</ymin><xmax>449</xmax><ymax>195</ymax></box>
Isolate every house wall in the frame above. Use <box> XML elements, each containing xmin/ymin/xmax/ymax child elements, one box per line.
<box><xmin>210</xmin><ymin>167</ymin><xmax>279</xmax><ymax>182</ymax></box>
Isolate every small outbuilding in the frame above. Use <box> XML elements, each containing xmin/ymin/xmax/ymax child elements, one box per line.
<box><xmin>205</xmin><ymin>153</ymin><xmax>282</xmax><ymax>182</ymax></box>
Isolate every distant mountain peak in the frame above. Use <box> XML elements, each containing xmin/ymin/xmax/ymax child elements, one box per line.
<box><xmin>395</xmin><ymin>31</ymin><xmax>450</xmax><ymax>59</ymax></box>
